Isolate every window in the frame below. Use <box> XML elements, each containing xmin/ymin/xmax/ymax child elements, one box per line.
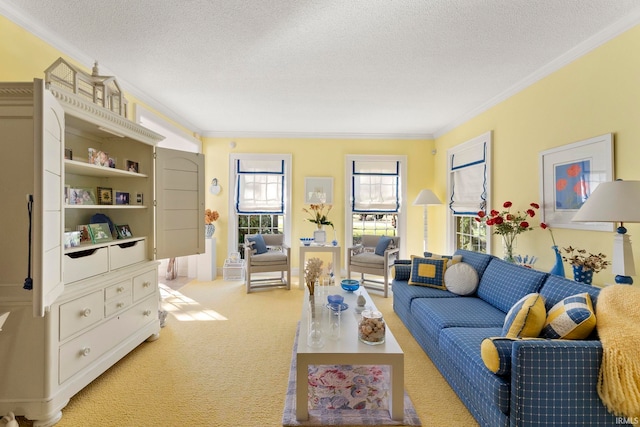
<box><xmin>346</xmin><ymin>156</ymin><xmax>406</xmax><ymax>249</ymax></box>
<box><xmin>229</xmin><ymin>154</ymin><xmax>292</xmax><ymax>257</ymax></box>
<box><xmin>446</xmin><ymin>132</ymin><xmax>492</xmax><ymax>254</ymax></box>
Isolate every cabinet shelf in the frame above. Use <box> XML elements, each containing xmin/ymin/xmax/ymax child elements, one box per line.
<box><xmin>64</xmin><ymin>236</ymin><xmax>145</xmax><ymax>255</ymax></box>
<box><xmin>65</xmin><ymin>159</ymin><xmax>148</xmax><ymax>178</ymax></box>
<box><xmin>65</xmin><ymin>204</ymin><xmax>147</xmax><ymax>209</ymax></box>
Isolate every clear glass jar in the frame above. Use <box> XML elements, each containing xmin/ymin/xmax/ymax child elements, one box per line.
<box><xmin>358</xmin><ymin>309</ymin><xmax>385</xmax><ymax>345</ymax></box>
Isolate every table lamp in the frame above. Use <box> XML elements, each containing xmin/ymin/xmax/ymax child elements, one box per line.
<box><xmin>413</xmin><ymin>189</ymin><xmax>442</xmax><ymax>252</ymax></box>
<box><xmin>572</xmin><ymin>180</ymin><xmax>640</xmax><ymax>284</ymax></box>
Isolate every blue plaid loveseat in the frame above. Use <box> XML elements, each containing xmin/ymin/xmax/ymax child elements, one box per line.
<box><xmin>392</xmin><ymin>249</ymin><xmax>618</xmax><ymax>427</ymax></box>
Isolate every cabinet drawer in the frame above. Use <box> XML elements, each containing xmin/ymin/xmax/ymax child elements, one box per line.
<box><xmin>59</xmin><ymin>296</ymin><xmax>159</xmax><ymax>384</ymax></box>
<box><xmin>105</xmin><ymin>294</ymin><xmax>132</xmax><ymax>317</ymax></box>
<box><xmin>105</xmin><ymin>280</ymin><xmax>132</xmax><ymax>301</ymax></box>
<box><xmin>133</xmin><ymin>270</ymin><xmax>157</xmax><ymax>301</ymax></box>
<box><xmin>59</xmin><ymin>290</ymin><xmax>104</xmax><ymax>340</ymax></box>
<box><xmin>109</xmin><ymin>240</ymin><xmax>147</xmax><ymax>270</ymax></box>
<box><xmin>64</xmin><ymin>247</ymin><xmax>108</xmax><ymax>284</ymax></box>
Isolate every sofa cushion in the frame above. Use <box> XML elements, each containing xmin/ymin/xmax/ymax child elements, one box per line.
<box><xmin>408</xmin><ymin>256</ymin><xmax>447</xmax><ymax>289</ymax></box>
<box><xmin>444</xmin><ymin>262</ymin><xmax>479</xmax><ymax>296</ymax></box>
<box><xmin>540</xmin><ymin>274</ymin><xmax>601</xmax><ymax>311</ymax></box>
<box><xmin>477</xmin><ymin>259</ymin><xmax>547</xmax><ymax>313</ymax></box>
<box><xmin>439</xmin><ymin>327</ymin><xmax>511</xmax><ymax>414</ymax></box>
<box><xmin>502</xmin><ymin>293</ymin><xmax>546</xmax><ymax>338</ymax></box>
<box><xmin>540</xmin><ymin>293</ymin><xmax>596</xmax><ymax>339</ymax></box>
<box><xmin>411</xmin><ymin>297</ymin><xmax>505</xmax><ymax>346</ymax></box>
<box><xmin>453</xmin><ymin>249</ymin><xmax>494</xmax><ymax>277</ymax></box>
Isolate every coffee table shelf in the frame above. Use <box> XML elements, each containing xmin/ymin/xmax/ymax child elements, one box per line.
<box><xmin>295</xmin><ymin>286</ymin><xmax>404</xmax><ymax>421</ymax></box>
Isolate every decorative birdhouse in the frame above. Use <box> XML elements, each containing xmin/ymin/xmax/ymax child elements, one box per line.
<box><xmin>44</xmin><ymin>57</ymin><xmax>128</xmax><ymax>118</ymax></box>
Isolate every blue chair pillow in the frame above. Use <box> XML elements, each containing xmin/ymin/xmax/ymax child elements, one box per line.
<box><xmin>375</xmin><ymin>236</ymin><xmax>393</xmax><ymax>256</ymax></box>
<box><xmin>247</xmin><ymin>235</ymin><xmax>268</xmax><ymax>255</ymax></box>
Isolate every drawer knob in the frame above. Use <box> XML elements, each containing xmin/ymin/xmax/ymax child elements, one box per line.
<box><xmin>81</xmin><ymin>347</ymin><xmax>91</xmax><ymax>357</ymax></box>
<box><xmin>117</xmin><ymin>302</ymin><xmax>124</xmax><ymax>308</ymax></box>
<box><xmin>82</xmin><ymin>308</ymin><xmax>92</xmax><ymax>318</ymax></box>
<box><xmin>143</xmin><ymin>309</ymin><xmax>152</xmax><ymax>317</ymax></box>
<box><xmin>117</xmin><ymin>286</ymin><xmax>125</xmax><ymax>293</ymax></box>
<box><xmin>143</xmin><ymin>281</ymin><xmax>151</xmax><ymax>288</ymax></box>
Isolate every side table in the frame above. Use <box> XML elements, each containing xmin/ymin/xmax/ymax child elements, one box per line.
<box><xmin>299</xmin><ymin>244</ymin><xmax>341</xmax><ymax>288</ymax></box>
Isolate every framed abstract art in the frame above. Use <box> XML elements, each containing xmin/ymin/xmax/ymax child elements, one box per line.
<box><xmin>539</xmin><ymin>133</ymin><xmax>614</xmax><ymax>231</ymax></box>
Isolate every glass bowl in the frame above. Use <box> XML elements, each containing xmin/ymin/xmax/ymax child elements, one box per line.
<box><xmin>341</xmin><ymin>279</ymin><xmax>360</xmax><ymax>292</ymax></box>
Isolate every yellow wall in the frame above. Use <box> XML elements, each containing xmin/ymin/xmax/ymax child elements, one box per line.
<box><xmin>4</xmin><ymin>11</ymin><xmax>640</xmax><ymax>285</ymax></box>
<box><xmin>434</xmin><ymin>24</ymin><xmax>640</xmax><ymax>286</ymax></box>
<box><xmin>204</xmin><ymin>137</ymin><xmax>435</xmax><ymax>267</ymax></box>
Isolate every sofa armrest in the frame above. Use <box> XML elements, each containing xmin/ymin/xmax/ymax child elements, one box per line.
<box><xmin>511</xmin><ymin>339</ymin><xmax>616</xmax><ymax>425</ymax></box>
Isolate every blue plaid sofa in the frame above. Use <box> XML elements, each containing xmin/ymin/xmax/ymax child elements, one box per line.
<box><xmin>392</xmin><ymin>249</ymin><xmax>618</xmax><ymax>427</ymax></box>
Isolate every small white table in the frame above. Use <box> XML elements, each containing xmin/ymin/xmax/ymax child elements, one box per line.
<box><xmin>295</xmin><ymin>286</ymin><xmax>404</xmax><ymax>421</ymax></box>
<box><xmin>299</xmin><ymin>244</ymin><xmax>341</xmax><ymax>287</ymax></box>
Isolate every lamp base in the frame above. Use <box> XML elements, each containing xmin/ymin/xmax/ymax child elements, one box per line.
<box><xmin>614</xmin><ymin>275</ymin><xmax>633</xmax><ymax>285</ymax></box>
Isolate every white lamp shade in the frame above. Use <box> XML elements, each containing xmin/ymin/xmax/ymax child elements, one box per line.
<box><xmin>572</xmin><ymin>180</ymin><xmax>640</xmax><ymax>223</ymax></box>
<box><xmin>413</xmin><ymin>189</ymin><xmax>442</xmax><ymax>206</ymax></box>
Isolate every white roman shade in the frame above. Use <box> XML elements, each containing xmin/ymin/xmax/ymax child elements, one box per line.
<box><xmin>235</xmin><ymin>159</ymin><xmax>284</xmax><ymax>214</ymax></box>
<box><xmin>352</xmin><ymin>160</ymin><xmax>399</xmax><ymax>212</ymax></box>
<box><xmin>449</xmin><ymin>141</ymin><xmax>488</xmax><ymax>215</ymax></box>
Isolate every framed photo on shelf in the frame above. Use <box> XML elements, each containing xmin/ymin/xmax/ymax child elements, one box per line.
<box><xmin>68</xmin><ymin>188</ymin><xmax>96</xmax><ymax>205</ymax></box>
<box><xmin>116</xmin><ymin>224</ymin><xmax>133</xmax><ymax>239</ymax></box>
<box><xmin>76</xmin><ymin>225</ymin><xmax>92</xmax><ymax>243</ymax></box>
<box><xmin>126</xmin><ymin>160</ymin><xmax>139</xmax><ymax>173</ymax></box>
<box><xmin>97</xmin><ymin>187</ymin><xmax>113</xmax><ymax>205</ymax></box>
<box><xmin>539</xmin><ymin>133</ymin><xmax>614</xmax><ymax>232</ymax></box>
<box><xmin>88</xmin><ymin>223</ymin><xmax>113</xmax><ymax>243</ymax></box>
<box><xmin>304</xmin><ymin>177</ymin><xmax>333</xmax><ymax>204</ymax></box>
<box><xmin>115</xmin><ymin>191</ymin><xmax>130</xmax><ymax>205</ymax></box>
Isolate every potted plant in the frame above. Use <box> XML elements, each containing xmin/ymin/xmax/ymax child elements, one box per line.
<box><xmin>561</xmin><ymin>246</ymin><xmax>610</xmax><ymax>284</ymax></box>
<box><xmin>303</xmin><ymin>204</ymin><xmax>333</xmax><ymax>243</ymax></box>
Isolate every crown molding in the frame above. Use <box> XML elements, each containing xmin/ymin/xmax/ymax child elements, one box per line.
<box><xmin>434</xmin><ymin>11</ymin><xmax>640</xmax><ymax>139</ymax></box>
<box><xmin>201</xmin><ymin>130</ymin><xmax>433</xmax><ymax>140</ymax></box>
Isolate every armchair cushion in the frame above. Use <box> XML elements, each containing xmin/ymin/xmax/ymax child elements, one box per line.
<box><xmin>247</xmin><ymin>234</ymin><xmax>268</xmax><ymax>254</ymax></box>
<box><xmin>374</xmin><ymin>236</ymin><xmax>393</xmax><ymax>256</ymax></box>
<box><xmin>250</xmin><ymin>251</ymin><xmax>288</xmax><ymax>266</ymax></box>
<box><xmin>408</xmin><ymin>256</ymin><xmax>447</xmax><ymax>289</ymax></box>
<box><xmin>350</xmin><ymin>252</ymin><xmax>385</xmax><ymax>268</ymax></box>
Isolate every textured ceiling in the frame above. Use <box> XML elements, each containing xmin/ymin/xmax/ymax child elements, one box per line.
<box><xmin>2</xmin><ymin>0</ymin><xmax>640</xmax><ymax>138</ymax></box>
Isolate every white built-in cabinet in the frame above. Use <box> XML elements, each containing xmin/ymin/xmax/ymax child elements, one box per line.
<box><xmin>0</xmin><ymin>79</ymin><xmax>204</xmax><ymax>426</ymax></box>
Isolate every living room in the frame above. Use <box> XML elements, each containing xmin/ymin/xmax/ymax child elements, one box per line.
<box><xmin>2</xmin><ymin>2</ymin><xmax>640</xmax><ymax>426</ymax></box>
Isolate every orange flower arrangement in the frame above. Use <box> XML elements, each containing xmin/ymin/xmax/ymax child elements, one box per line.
<box><xmin>205</xmin><ymin>209</ymin><xmax>219</xmax><ymax>224</ymax></box>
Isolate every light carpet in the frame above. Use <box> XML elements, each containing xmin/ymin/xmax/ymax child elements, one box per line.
<box><xmin>282</xmin><ymin>323</ymin><xmax>422</xmax><ymax>426</ymax></box>
<box><xmin>15</xmin><ymin>278</ymin><xmax>477</xmax><ymax>427</ymax></box>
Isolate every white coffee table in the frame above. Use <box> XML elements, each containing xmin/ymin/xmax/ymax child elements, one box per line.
<box><xmin>295</xmin><ymin>285</ymin><xmax>404</xmax><ymax>421</ymax></box>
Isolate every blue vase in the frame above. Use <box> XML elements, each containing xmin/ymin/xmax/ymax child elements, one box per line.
<box><xmin>572</xmin><ymin>265</ymin><xmax>594</xmax><ymax>284</ymax></box>
<box><xmin>549</xmin><ymin>246</ymin><xmax>565</xmax><ymax>277</ymax></box>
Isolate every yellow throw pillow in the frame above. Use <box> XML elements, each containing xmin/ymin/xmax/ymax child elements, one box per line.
<box><xmin>502</xmin><ymin>293</ymin><xmax>546</xmax><ymax>338</ymax></box>
<box><xmin>540</xmin><ymin>293</ymin><xmax>596</xmax><ymax>339</ymax></box>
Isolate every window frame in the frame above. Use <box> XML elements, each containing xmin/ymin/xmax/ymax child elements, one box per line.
<box><xmin>228</xmin><ymin>153</ymin><xmax>292</xmax><ymax>257</ymax></box>
<box><xmin>446</xmin><ymin>132</ymin><xmax>493</xmax><ymax>254</ymax></box>
<box><xmin>345</xmin><ymin>154</ymin><xmax>407</xmax><ymax>257</ymax></box>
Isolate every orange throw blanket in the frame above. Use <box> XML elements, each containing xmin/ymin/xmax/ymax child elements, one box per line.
<box><xmin>596</xmin><ymin>285</ymin><xmax>640</xmax><ymax>418</ymax></box>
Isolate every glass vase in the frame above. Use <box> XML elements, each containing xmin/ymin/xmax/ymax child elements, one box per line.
<box><xmin>502</xmin><ymin>235</ymin><xmax>516</xmax><ymax>263</ymax></box>
<box><xmin>549</xmin><ymin>246</ymin><xmax>565</xmax><ymax>277</ymax></box>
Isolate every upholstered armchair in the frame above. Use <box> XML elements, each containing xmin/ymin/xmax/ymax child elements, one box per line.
<box><xmin>244</xmin><ymin>234</ymin><xmax>291</xmax><ymax>293</ymax></box>
<box><xmin>346</xmin><ymin>235</ymin><xmax>400</xmax><ymax>297</ymax></box>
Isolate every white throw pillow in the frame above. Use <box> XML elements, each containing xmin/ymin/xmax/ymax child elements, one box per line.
<box><xmin>444</xmin><ymin>262</ymin><xmax>479</xmax><ymax>296</ymax></box>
